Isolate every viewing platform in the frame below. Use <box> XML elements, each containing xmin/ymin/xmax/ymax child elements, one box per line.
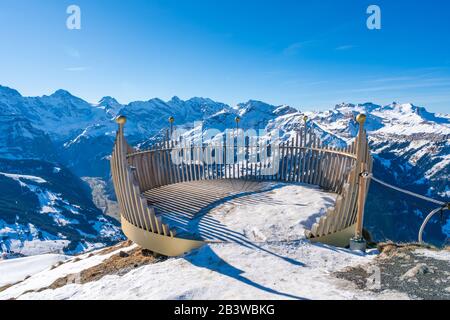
<box><xmin>111</xmin><ymin>115</ymin><xmax>372</xmax><ymax>256</ymax></box>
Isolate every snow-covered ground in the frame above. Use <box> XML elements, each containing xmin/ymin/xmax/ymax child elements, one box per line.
<box><xmin>0</xmin><ymin>184</ymin><xmax>410</xmax><ymax>300</ymax></box>
<box><xmin>196</xmin><ymin>182</ymin><xmax>335</xmax><ymax>242</ymax></box>
<box><xmin>0</xmin><ymin>254</ymin><xmax>68</xmax><ymax>287</ymax></box>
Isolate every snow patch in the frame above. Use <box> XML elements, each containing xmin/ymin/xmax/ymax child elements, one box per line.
<box><xmin>0</xmin><ymin>172</ymin><xmax>47</xmax><ymax>185</ymax></box>
<box><xmin>0</xmin><ymin>254</ymin><xmax>69</xmax><ymax>287</ymax></box>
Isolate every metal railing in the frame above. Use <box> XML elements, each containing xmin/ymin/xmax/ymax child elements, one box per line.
<box><xmin>111</xmin><ymin>115</ymin><xmax>372</xmax><ymax>255</ymax></box>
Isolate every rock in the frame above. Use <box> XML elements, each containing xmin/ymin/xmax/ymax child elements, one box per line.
<box><xmin>393</xmin><ymin>252</ymin><xmax>410</xmax><ymax>260</ymax></box>
<box><xmin>118</xmin><ymin>251</ymin><xmax>129</xmax><ymax>258</ymax></box>
<box><xmin>141</xmin><ymin>249</ymin><xmax>153</xmax><ymax>257</ymax></box>
<box><xmin>400</xmin><ymin>263</ymin><xmax>433</xmax><ymax>281</ymax></box>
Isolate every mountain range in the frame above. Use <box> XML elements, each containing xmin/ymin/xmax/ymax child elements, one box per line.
<box><xmin>0</xmin><ymin>84</ymin><xmax>448</xmax><ymax>257</ymax></box>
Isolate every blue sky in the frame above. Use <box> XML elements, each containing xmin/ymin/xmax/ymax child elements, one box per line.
<box><xmin>1</xmin><ymin>0</ymin><xmax>450</xmax><ymax>113</ymax></box>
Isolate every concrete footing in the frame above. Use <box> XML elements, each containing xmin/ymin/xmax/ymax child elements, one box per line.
<box><xmin>349</xmin><ymin>237</ymin><xmax>367</xmax><ymax>252</ymax></box>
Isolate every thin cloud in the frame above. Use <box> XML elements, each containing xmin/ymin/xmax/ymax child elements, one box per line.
<box><xmin>64</xmin><ymin>47</ymin><xmax>81</xmax><ymax>59</ymax></box>
<box><xmin>307</xmin><ymin>80</ymin><xmax>329</xmax><ymax>86</ymax></box>
<box><xmin>65</xmin><ymin>66</ymin><xmax>88</xmax><ymax>72</ymax></box>
<box><xmin>369</xmin><ymin>76</ymin><xmax>418</xmax><ymax>83</ymax></box>
<box><xmin>282</xmin><ymin>40</ymin><xmax>317</xmax><ymax>56</ymax></box>
<box><xmin>335</xmin><ymin>45</ymin><xmax>355</xmax><ymax>51</ymax></box>
<box><xmin>366</xmin><ymin>69</ymin><xmax>450</xmax><ymax>84</ymax></box>
<box><xmin>345</xmin><ymin>81</ymin><xmax>450</xmax><ymax>93</ymax></box>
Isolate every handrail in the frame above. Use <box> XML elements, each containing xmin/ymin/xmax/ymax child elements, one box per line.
<box><xmin>127</xmin><ymin>145</ymin><xmax>357</xmax><ymax>160</ymax></box>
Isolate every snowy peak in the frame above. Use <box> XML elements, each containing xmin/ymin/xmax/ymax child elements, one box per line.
<box><xmin>42</xmin><ymin>89</ymin><xmax>93</xmax><ymax>108</ymax></box>
<box><xmin>369</xmin><ymin>103</ymin><xmax>450</xmax><ymax>136</ymax></box>
<box><xmin>0</xmin><ymin>85</ymin><xmax>22</xmax><ymax>99</ymax></box>
<box><xmin>237</xmin><ymin>100</ymin><xmax>297</xmax><ymax>117</ymax></box>
<box><xmin>98</xmin><ymin>96</ymin><xmax>119</xmax><ymax>106</ymax></box>
<box><xmin>45</xmin><ymin>89</ymin><xmax>93</xmax><ymax>107</ymax></box>
<box><xmin>322</xmin><ymin>102</ymin><xmax>450</xmax><ymax>137</ymax></box>
<box><xmin>237</xmin><ymin>100</ymin><xmax>275</xmax><ymax>115</ymax></box>
<box><xmin>50</xmin><ymin>89</ymin><xmax>74</xmax><ymax>99</ymax></box>
<box><xmin>97</xmin><ymin>96</ymin><xmax>122</xmax><ymax>116</ymax></box>
<box><xmin>0</xmin><ymin>89</ymin><xmax>111</xmax><ymax>141</ymax></box>
<box><xmin>168</xmin><ymin>95</ymin><xmax>182</xmax><ymax>104</ymax></box>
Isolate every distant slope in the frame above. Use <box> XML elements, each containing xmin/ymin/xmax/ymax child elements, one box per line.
<box><xmin>0</xmin><ymin>159</ymin><xmax>123</xmax><ymax>257</ymax></box>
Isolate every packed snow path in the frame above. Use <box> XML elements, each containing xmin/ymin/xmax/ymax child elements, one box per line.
<box><xmin>145</xmin><ymin>180</ymin><xmax>333</xmax><ymax>242</ymax></box>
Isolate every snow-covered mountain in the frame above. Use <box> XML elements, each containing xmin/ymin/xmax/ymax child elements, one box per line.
<box><xmin>308</xmin><ymin>102</ymin><xmax>449</xmax><ymax>197</ymax></box>
<box><xmin>0</xmin><ymin>84</ymin><xmax>448</xmax><ymax>255</ymax></box>
<box><xmin>0</xmin><ymin>86</ymin><xmax>109</xmax><ymax>141</ymax></box>
<box><xmin>0</xmin><ymin>116</ymin><xmax>57</xmax><ymax>161</ymax></box>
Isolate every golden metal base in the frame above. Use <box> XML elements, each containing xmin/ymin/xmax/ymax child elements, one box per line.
<box><xmin>309</xmin><ymin>223</ymin><xmax>356</xmax><ymax>248</ymax></box>
<box><xmin>121</xmin><ymin>216</ymin><xmax>204</xmax><ymax>257</ymax></box>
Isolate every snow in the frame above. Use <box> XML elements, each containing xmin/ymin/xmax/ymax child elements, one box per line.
<box><xmin>7</xmin><ymin>243</ymin><xmax>396</xmax><ymax>300</ymax></box>
<box><xmin>425</xmin><ymin>154</ymin><xmax>450</xmax><ymax>179</ymax></box>
<box><xmin>0</xmin><ymin>244</ymin><xmax>137</xmax><ymax>298</ymax></box>
<box><xmin>414</xmin><ymin>249</ymin><xmax>450</xmax><ymax>261</ymax></box>
<box><xmin>0</xmin><ymin>171</ymin><xmax>122</xmax><ymax>256</ymax></box>
<box><xmin>3</xmin><ymin>239</ymin><xmax>70</xmax><ymax>257</ymax></box>
<box><xmin>198</xmin><ymin>183</ymin><xmax>335</xmax><ymax>242</ymax></box>
<box><xmin>0</xmin><ymin>172</ymin><xmax>81</xmax><ymax>226</ymax></box>
<box><xmin>0</xmin><ymin>172</ymin><xmax>47</xmax><ymax>185</ymax></box>
<box><xmin>314</xmin><ymin>102</ymin><xmax>450</xmax><ymax>137</ymax></box>
<box><xmin>439</xmin><ymin>186</ymin><xmax>450</xmax><ymax>198</ymax></box>
<box><xmin>0</xmin><ymin>254</ymin><xmax>69</xmax><ymax>287</ymax></box>
<box><xmin>369</xmin><ymin>103</ymin><xmax>450</xmax><ymax>136</ymax></box>
<box><xmin>0</xmin><ymin>184</ymin><xmax>408</xmax><ymax>300</ymax></box>
<box><xmin>0</xmin><ymin>220</ymin><xmax>71</xmax><ymax>257</ymax></box>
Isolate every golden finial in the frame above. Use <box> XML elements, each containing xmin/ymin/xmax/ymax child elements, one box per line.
<box><xmin>115</xmin><ymin>115</ymin><xmax>127</xmax><ymax>125</ymax></box>
<box><xmin>356</xmin><ymin>113</ymin><xmax>366</xmax><ymax>124</ymax></box>
<box><xmin>168</xmin><ymin>116</ymin><xmax>175</xmax><ymax>124</ymax></box>
<box><xmin>235</xmin><ymin>116</ymin><xmax>241</xmax><ymax>123</ymax></box>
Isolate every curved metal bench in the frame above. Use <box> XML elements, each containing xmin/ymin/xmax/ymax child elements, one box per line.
<box><xmin>111</xmin><ymin>115</ymin><xmax>372</xmax><ymax>256</ymax></box>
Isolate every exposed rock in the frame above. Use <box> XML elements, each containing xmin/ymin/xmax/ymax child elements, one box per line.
<box><xmin>400</xmin><ymin>263</ymin><xmax>434</xmax><ymax>281</ymax></box>
<box><xmin>335</xmin><ymin>244</ymin><xmax>450</xmax><ymax>300</ymax></box>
